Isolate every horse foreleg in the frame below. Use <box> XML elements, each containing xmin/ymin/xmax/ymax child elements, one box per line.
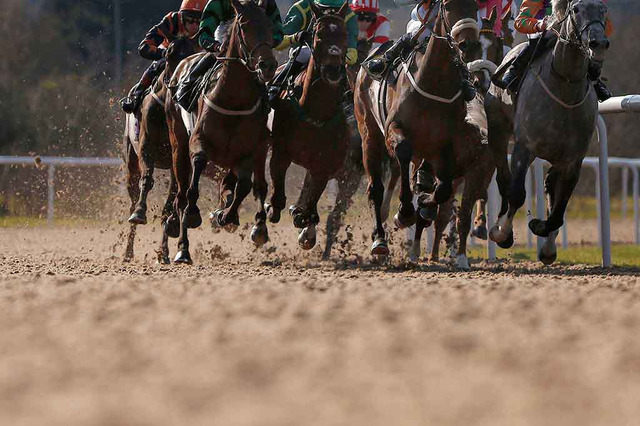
<box><xmin>217</xmin><ymin>158</ymin><xmax>253</xmax><ymax>231</ymax></box>
<box><xmin>174</xmin><ymin>149</ymin><xmax>207</xmax><ymax>264</ymax></box>
<box><xmin>129</xmin><ymin>136</ymin><xmax>155</xmax><ymax>225</ymax></box>
<box><xmin>388</xmin><ymin>122</ymin><xmax>415</xmax><ymax>229</ymax></box>
<box><xmin>487</xmin><ymin>118</ymin><xmax>512</xmax><ymax>218</ymax></box>
<box><xmin>429</xmin><ymin>198</ymin><xmax>453</xmax><ymax>263</ymax></box>
<box><xmin>530</xmin><ymin>161</ymin><xmax>580</xmax><ymax>242</ymax></box>
<box><xmin>157</xmin><ymin>169</ymin><xmax>177</xmax><ymax>265</ymax></box>
<box><xmin>471</xmin><ymin>197</ymin><xmax>488</xmax><ymax>240</ymax></box>
<box><xmin>381</xmin><ymin>160</ymin><xmax>400</xmax><ymax>223</ymax></box>
<box><xmin>490</xmin><ymin>143</ymin><xmax>533</xmax><ymax>249</ymax></box>
<box><xmin>296</xmin><ymin>172</ymin><xmax>329</xmax><ymax>251</ymax></box>
<box><xmin>323</xmin><ymin>167</ymin><xmax>362</xmax><ymax>260</ymax></box>
<box><xmin>250</xmin><ymin>148</ymin><xmax>270</xmax><ymax>247</ymax></box>
<box><xmin>124</xmin><ymin>143</ymin><xmax>141</xmax><ymax>262</ymax></box>
<box><xmin>267</xmin><ymin>148</ymin><xmax>290</xmax><ymax>224</ymax></box>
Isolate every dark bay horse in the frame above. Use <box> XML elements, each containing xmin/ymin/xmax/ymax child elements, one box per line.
<box><xmin>411</xmin><ymin>4</ymin><xmax>513</xmax><ymax>265</ymax></box>
<box><xmin>122</xmin><ymin>35</ymin><xmax>198</xmax><ymax>262</ymax></box>
<box><xmin>487</xmin><ymin>0</ymin><xmax>610</xmax><ymax>264</ymax></box>
<box><xmin>171</xmin><ymin>0</ymin><xmax>277</xmax><ymax>265</ymax></box>
<box><xmin>266</xmin><ymin>2</ymin><xmax>351</xmax><ymax>251</ymax></box>
<box><xmin>356</xmin><ymin>0</ymin><xmax>481</xmax><ymax>261</ymax></box>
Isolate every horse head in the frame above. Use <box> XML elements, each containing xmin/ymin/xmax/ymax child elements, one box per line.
<box><xmin>470</xmin><ymin>5</ymin><xmax>502</xmax><ymax>93</ymax></box>
<box><xmin>440</xmin><ymin>0</ymin><xmax>481</xmax><ymax>61</ymax></box>
<box><xmin>308</xmin><ymin>1</ymin><xmax>350</xmax><ymax>85</ymax></box>
<box><xmin>228</xmin><ymin>0</ymin><xmax>278</xmax><ymax>83</ymax></box>
<box><xmin>555</xmin><ymin>0</ymin><xmax>610</xmax><ymax>63</ymax></box>
<box><xmin>501</xmin><ymin>4</ymin><xmax>514</xmax><ymax>48</ymax></box>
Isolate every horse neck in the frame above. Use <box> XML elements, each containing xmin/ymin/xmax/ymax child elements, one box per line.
<box><xmin>299</xmin><ymin>56</ymin><xmax>341</xmax><ymax>121</ymax></box>
<box><xmin>552</xmin><ymin>25</ymin><xmax>589</xmax><ymax>82</ymax></box>
<box><xmin>415</xmin><ymin>19</ymin><xmax>459</xmax><ymax>91</ymax></box>
<box><xmin>214</xmin><ymin>23</ymin><xmax>261</xmax><ymax>103</ymax></box>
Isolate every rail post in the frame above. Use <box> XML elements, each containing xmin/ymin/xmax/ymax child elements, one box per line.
<box><xmin>622</xmin><ymin>167</ymin><xmax>629</xmax><ymax>219</ymax></box>
<box><xmin>525</xmin><ymin>168</ymin><xmax>533</xmax><ymax>248</ymax></box>
<box><xmin>486</xmin><ymin>172</ymin><xmax>499</xmax><ymax>260</ymax></box>
<box><xmin>596</xmin><ymin>115</ymin><xmax>612</xmax><ymax>267</ymax></box>
<box><xmin>633</xmin><ymin>167</ymin><xmax>639</xmax><ymax>244</ymax></box>
<box><xmin>47</xmin><ymin>165</ymin><xmax>55</xmax><ymax>226</ymax></box>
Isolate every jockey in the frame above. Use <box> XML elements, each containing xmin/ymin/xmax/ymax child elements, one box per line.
<box><xmin>121</xmin><ymin>0</ymin><xmax>205</xmax><ymax>114</ymax></box>
<box><xmin>366</xmin><ymin>0</ymin><xmax>476</xmax><ymax>101</ymax></box>
<box><xmin>351</xmin><ymin>0</ymin><xmax>391</xmax><ymax>56</ymax></box>
<box><xmin>496</xmin><ymin>0</ymin><xmax>613</xmax><ymax>100</ymax></box>
<box><xmin>174</xmin><ymin>0</ymin><xmax>284</xmax><ymax>110</ymax></box>
<box><xmin>267</xmin><ymin>0</ymin><xmax>359</xmax><ymax>101</ymax></box>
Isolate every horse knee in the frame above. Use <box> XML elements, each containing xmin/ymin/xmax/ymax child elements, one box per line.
<box><xmin>368</xmin><ymin>180</ymin><xmax>384</xmax><ymax>205</ymax></box>
<box><xmin>192</xmin><ymin>152</ymin><xmax>208</xmax><ymax>171</ymax></box>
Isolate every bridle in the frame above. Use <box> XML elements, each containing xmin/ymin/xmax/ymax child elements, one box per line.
<box><xmin>551</xmin><ymin>0</ymin><xmax>606</xmax><ymax>54</ymax></box>
<box><xmin>216</xmin><ymin>14</ymin><xmax>273</xmax><ymax>74</ymax></box>
<box><xmin>306</xmin><ymin>12</ymin><xmax>348</xmax><ymax>81</ymax></box>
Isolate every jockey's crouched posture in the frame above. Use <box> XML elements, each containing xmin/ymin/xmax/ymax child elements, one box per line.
<box><xmin>174</xmin><ymin>0</ymin><xmax>284</xmax><ymax>110</ymax></box>
<box><xmin>121</xmin><ymin>0</ymin><xmax>205</xmax><ymax>113</ymax></box>
<box><xmin>495</xmin><ymin>0</ymin><xmax>613</xmax><ymax>101</ymax></box>
<box><xmin>366</xmin><ymin>0</ymin><xmax>477</xmax><ymax>102</ymax></box>
<box><xmin>267</xmin><ymin>0</ymin><xmax>360</xmax><ymax>102</ymax></box>
<box><xmin>351</xmin><ymin>0</ymin><xmax>391</xmax><ymax>58</ymax></box>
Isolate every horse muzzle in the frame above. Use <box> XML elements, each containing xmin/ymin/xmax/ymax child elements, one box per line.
<box><xmin>320</xmin><ymin>64</ymin><xmax>343</xmax><ymax>85</ymax></box>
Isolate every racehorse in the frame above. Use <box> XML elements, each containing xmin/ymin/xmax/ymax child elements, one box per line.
<box><xmin>321</xmin><ymin>42</ymin><xmax>400</xmax><ymax>260</ymax></box>
<box><xmin>122</xmin><ymin>35</ymin><xmax>199</xmax><ymax>262</ymax></box>
<box><xmin>266</xmin><ymin>2</ymin><xmax>351</xmax><ymax>251</ymax></box>
<box><xmin>355</xmin><ymin>0</ymin><xmax>482</xmax><ymax>263</ymax></box>
<box><xmin>171</xmin><ymin>0</ymin><xmax>278</xmax><ymax>265</ymax></box>
<box><xmin>487</xmin><ymin>0</ymin><xmax>610</xmax><ymax>264</ymax></box>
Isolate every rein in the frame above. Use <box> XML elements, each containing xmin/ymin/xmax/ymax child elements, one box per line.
<box><xmin>204</xmin><ymin>14</ymin><xmax>272</xmax><ymax>116</ymax></box>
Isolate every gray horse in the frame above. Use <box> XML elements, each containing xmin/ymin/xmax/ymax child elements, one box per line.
<box><xmin>486</xmin><ymin>0</ymin><xmax>610</xmax><ymax>264</ymax></box>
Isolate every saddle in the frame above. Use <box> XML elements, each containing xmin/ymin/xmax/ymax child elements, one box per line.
<box><xmin>361</xmin><ymin>39</ymin><xmax>427</xmax><ymax>82</ymax></box>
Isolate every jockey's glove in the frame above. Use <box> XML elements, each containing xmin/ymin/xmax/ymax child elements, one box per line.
<box><xmin>346</xmin><ymin>48</ymin><xmax>358</xmax><ymax>66</ymax></box>
<box><xmin>199</xmin><ymin>33</ymin><xmax>220</xmax><ymax>52</ymax></box>
<box><xmin>294</xmin><ymin>30</ymin><xmax>311</xmax><ymax>46</ymax></box>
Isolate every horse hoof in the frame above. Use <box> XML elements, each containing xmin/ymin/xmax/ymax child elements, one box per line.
<box><xmin>224</xmin><ymin>223</ymin><xmax>239</xmax><ymax>234</ymax></box>
<box><xmin>174</xmin><ymin>250</ymin><xmax>193</xmax><ymax>265</ymax></box>
<box><xmin>164</xmin><ymin>216</ymin><xmax>180</xmax><ymax>239</ymax></box>
<box><xmin>497</xmin><ymin>231</ymin><xmax>514</xmax><ymax>249</ymax></box>
<box><xmin>371</xmin><ymin>239</ymin><xmax>389</xmax><ymax>256</ymax></box>
<box><xmin>185</xmin><ymin>207</ymin><xmax>202</xmax><ymax>229</ymax></box>
<box><xmin>529</xmin><ymin>219</ymin><xmax>551</xmax><ymax>237</ymax></box>
<box><xmin>128</xmin><ymin>210</ymin><xmax>147</xmax><ymax>225</ymax></box>
<box><xmin>394</xmin><ymin>211</ymin><xmax>415</xmax><ymax>230</ymax></box>
<box><xmin>418</xmin><ymin>206</ymin><xmax>437</xmax><ymax>222</ymax></box>
<box><xmin>408</xmin><ymin>243</ymin><xmax>420</xmax><ymax>262</ymax></box>
<box><xmin>471</xmin><ymin>225</ymin><xmax>488</xmax><ymax>240</ymax></box>
<box><xmin>209</xmin><ymin>209</ymin><xmax>224</xmax><ymax>229</ymax></box>
<box><xmin>538</xmin><ymin>249</ymin><xmax>557</xmax><ymax>266</ymax></box>
<box><xmin>265</xmin><ymin>203</ymin><xmax>281</xmax><ymax>224</ymax></box>
<box><xmin>251</xmin><ymin>223</ymin><xmax>269</xmax><ymax>247</ymax></box>
<box><xmin>298</xmin><ymin>227</ymin><xmax>317</xmax><ymax>250</ymax></box>
<box><xmin>289</xmin><ymin>205</ymin><xmax>302</xmax><ymax>217</ymax></box>
<box><xmin>157</xmin><ymin>254</ymin><xmax>171</xmax><ymax>265</ymax></box>
<box><xmin>456</xmin><ymin>254</ymin><xmax>471</xmax><ymax>271</ymax></box>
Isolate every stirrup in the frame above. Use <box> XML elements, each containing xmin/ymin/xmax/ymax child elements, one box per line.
<box><xmin>120</xmin><ymin>96</ymin><xmax>138</xmax><ymax>114</ymax></box>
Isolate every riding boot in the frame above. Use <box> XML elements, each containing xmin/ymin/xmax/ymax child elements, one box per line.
<box><xmin>268</xmin><ymin>59</ymin><xmax>305</xmax><ymax>104</ymax></box>
<box><xmin>415</xmin><ymin>162</ymin><xmax>436</xmax><ymax>194</ymax></box>
<box><xmin>495</xmin><ymin>37</ymin><xmax>541</xmax><ymax>91</ymax></box>
<box><xmin>175</xmin><ymin>53</ymin><xmax>217</xmax><ymax>111</ymax></box>
<box><xmin>120</xmin><ymin>59</ymin><xmax>166</xmax><ymax>114</ymax></box>
<box><xmin>367</xmin><ymin>33</ymin><xmax>416</xmax><ymax>77</ymax></box>
<box><xmin>454</xmin><ymin>57</ymin><xmax>477</xmax><ymax>102</ymax></box>
<box><xmin>588</xmin><ymin>60</ymin><xmax>612</xmax><ymax>101</ymax></box>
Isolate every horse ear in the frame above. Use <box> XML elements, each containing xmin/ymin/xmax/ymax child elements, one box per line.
<box><xmin>308</xmin><ymin>0</ymin><xmax>321</xmax><ymax>18</ymax></box>
<box><xmin>488</xmin><ymin>5</ymin><xmax>498</xmax><ymax>27</ymax></box>
<box><xmin>231</xmin><ymin>0</ymin><xmax>245</xmax><ymax>14</ymax></box>
<box><xmin>501</xmin><ymin>4</ymin><xmax>512</xmax><ymax>26</ymax></box>
<box><xmin>257</xmin><ymin>0</ymin><xmax>266</xmax><ymax>9</ymax></box>
<box><xmin>337</xmin><ymin>1</ymin><xmax>350</xmax><ymax>18</ymax></box>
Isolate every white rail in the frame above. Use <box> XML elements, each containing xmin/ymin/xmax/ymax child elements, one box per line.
<box><xmin>487</xmin><ymin>95</ymin><xmax>640</xmax><ymax>267</ymax></box>
<box><xmin>0</xmin><ymin>156</ymin><xmax>123</xmax><ymax>225</ymax></box>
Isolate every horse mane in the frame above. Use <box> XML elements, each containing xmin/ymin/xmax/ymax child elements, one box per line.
<box><xmin>551</xmin><ymin>0</ymin><xmax>570</xmax><ymax>22</ymax></box>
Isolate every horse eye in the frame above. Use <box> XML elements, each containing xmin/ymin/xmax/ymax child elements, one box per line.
<box><xmin>572</xmin><ymin>6</ymin><xmax>579</xmax><ymax>13</ymax></box>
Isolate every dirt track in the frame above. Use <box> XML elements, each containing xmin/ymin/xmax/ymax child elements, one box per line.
<box><xmin>1</xmin><ymin>225</ymin><xmax>640</xmax><ymax>426</ymax></box>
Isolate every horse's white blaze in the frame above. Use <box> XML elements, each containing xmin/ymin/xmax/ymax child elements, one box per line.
<box><xmin>480</xmin><ymin>36</ymin><xmax>492</xmax><ymax>61</ymax></box>
<box><xmin>329</xmin><ymin>23</ymin><xmax>338</xmax><ymax>32</ymax></box>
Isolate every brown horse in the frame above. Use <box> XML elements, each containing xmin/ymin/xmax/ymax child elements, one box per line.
<box><xmin>356</xmin><ymin>0</ymin><xmax>480</xmax><ymax>260</ymax></box>
<box><xmin>123</xmin><ymin>35</ymin><xmax>199</xmax><ymax>262</ymax></box>
<box><xmin>410</xmin><ymin>4</ymin><xmax>514</xmax><ymax>266</ymax></box>
<box><xmin>266</xmin><ymin>2</ymin><xmax>351</xmax><ymax>251</ymax></box>
<box><xmin>170</xmin><ymin>0</ymin><xmax>277</xmax><ymax>265</ymax></box>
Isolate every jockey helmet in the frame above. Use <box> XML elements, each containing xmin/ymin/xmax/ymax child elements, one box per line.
<box><xmin>350</xmin><ymin>0</ymin><xmax>380</xmax><ymax>14</ymax></box>
<box><xmin>180</xmin><ymin>0</ymin><xmax>205</xmax><ymax>13</ymax></box>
